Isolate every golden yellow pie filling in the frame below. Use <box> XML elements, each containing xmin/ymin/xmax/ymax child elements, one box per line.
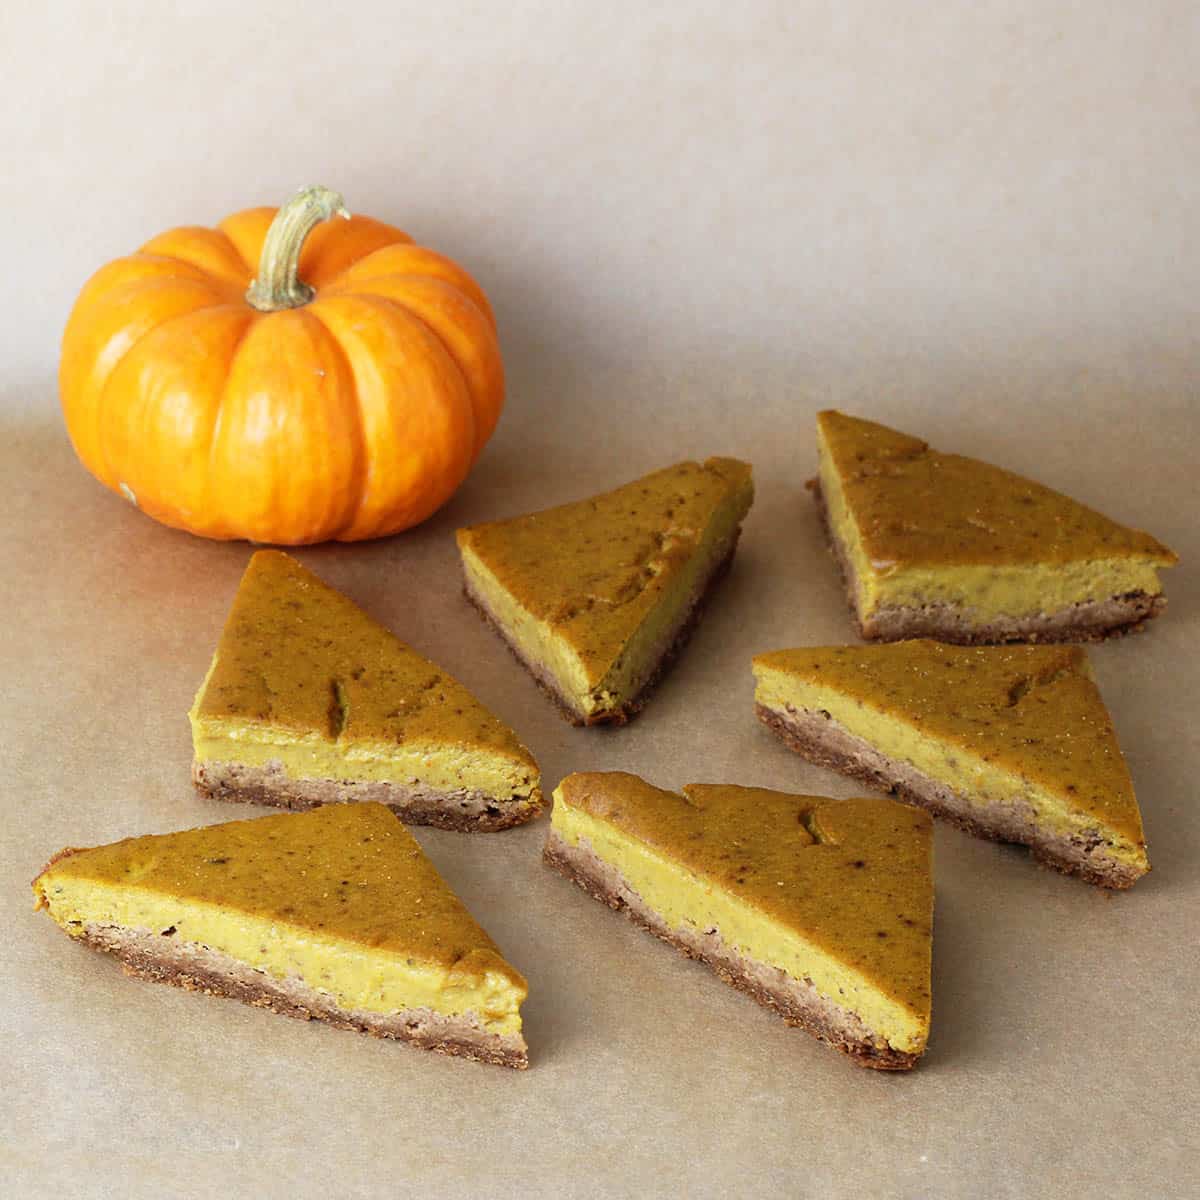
<box><xmin>551</xmin><ymin>775</ymin><xmax>932</xmax><ymax>1055</ymax></box>
<box><xmin>191</xmin><ymin>703</ymin><xmax>539</xmax><ymax>800</ymax></box>
<box><xmin>33</xmin><ymin>805</ymin><xmax>527</xmax><ymax>1035</ymax></box>
<box><xmin>816</xmin><ymin>410</ymin><xmax>1177</xmax><ymax>622</ymax></box>
<box><xmin>457</xmin><ymin>458</ymin><xmax>754</xmax><ymax>718</ymax></box>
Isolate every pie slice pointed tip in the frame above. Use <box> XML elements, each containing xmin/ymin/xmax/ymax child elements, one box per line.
<box><xmin>813</xmin><ymin>410</ymin><xmax>1177</xmax><ymax>643</ymax></box>
<box><xmin>545</xmin><ymin>770</ymin><xmax>933</xmax><ymax>1069</ymax></box>
<box><xmin>456</xmin><ymin>457</ymin><xmax>754</xmax><ymax>724</ymax></box>
<box><xmin>33</xmin><ymin>803</ymin><xmax>529</xmax><ymax>1067</ymax></box>
<box><xmin>190</xmin><ymin>550</ymin><xmax>541</xmax><ymax>830</ymax></box>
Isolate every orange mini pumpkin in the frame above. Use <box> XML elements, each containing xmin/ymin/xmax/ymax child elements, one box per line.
<box><xmin>60</xmin><ymin>186</ymin><xmax>503</xmax><ymax>543</ymax></box>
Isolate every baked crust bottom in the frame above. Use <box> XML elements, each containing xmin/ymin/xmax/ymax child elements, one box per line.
<box><xmin>810</xmin><ymin>480</ymin><xmax>1166</xmax><ymax>644</ymax></box>
<box><xmin>67</xmin><ymin>922</ymin><xmax>528</xmax><ymax>1068</ymax></box>
<box><xmin>192</xmin><ymin>760</ymin><xmax>543</xmax><ymax>832</ymax></box>
<box><xmin>463</xmin><ymin>538</ymin><xmax>740</xmax><ymax>727</ymax></box>
<box><xmin>543</xmin><ymin>829</ymin><xmax>922</xmax><ymax>1070</ymax></box>
<box><xmin>756</xmin><ymin>702</ymin><xmax>1145</xmax><ymax>889</ymax></box>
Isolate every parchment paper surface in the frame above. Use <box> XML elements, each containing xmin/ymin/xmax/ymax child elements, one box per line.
<box><xmin>2</xmin><ymin>5</ymin><xmax>1197</xmax><ymax>1197</ymax></box>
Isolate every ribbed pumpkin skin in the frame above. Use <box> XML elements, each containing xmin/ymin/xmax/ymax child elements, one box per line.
<box><xmin>60</xmin><ymin>207</ymin><xmax>503</xmax><ymax>543</ymax></box>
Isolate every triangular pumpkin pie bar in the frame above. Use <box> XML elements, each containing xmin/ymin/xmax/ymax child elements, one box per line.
<box><xmin>456</xmin><ymin>458</ymin><xmax>754</xmax><ymax>724</ymax></box>
<box><xmin>544</xmin><ymin>771</ymin><xmax>933</xmax><ymax>1069</ymax></box>
<box><xmin>190</xmin><ymin>551</ymin><xmax>541</xmax><ymax>830</ymax></box>
<box><xmin>33</xmin><ymin>804</ymin><xmax>529</xmax><ymax>1067</ymax></box>
<box><xmin>813</xmin><ymin>410</ymin><xmax>1177</xmax><ymax>643</ymax></box>
<box><xmin>753</xmin><ymin>641</ymin><xmax>1150</xmax><ymax>888</ymax></box>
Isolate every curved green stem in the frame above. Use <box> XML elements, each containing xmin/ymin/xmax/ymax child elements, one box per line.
<box><xmin>245</xmin><ymin>185</ymin><xmax>350</xmax><ymax>311</ymax></box>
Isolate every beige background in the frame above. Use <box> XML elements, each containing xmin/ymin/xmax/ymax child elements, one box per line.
<box><xmin>2</xmin><ymin>3</ymin><xmax>1197</xmax><ymax>1197</ymax></box>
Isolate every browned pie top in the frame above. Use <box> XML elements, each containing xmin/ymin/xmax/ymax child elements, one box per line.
<box><xmin>456</xmin><ymin>458</ymin><xmax>753</xmax><ymax>680</ymax></box>
<box><xmin>197</xmin><ymin>550</ymin><xmax>535</xmax><ymax>767</ymax></box>
<box><xmin>33</xmin><ymin>803</ymin><xmax>522</xmax><ymax>978</ymax></box>
<box><xmin>557</xmin><ymin>771</ymin><xmax>933</xmax><ymax>1019</ymax></box>
<box><xmin>818</xmin><ymin>410</ymin><xmax>1177</xmax><ymax>569</ymax></box>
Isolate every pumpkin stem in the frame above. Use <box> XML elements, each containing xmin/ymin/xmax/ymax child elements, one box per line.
<box><xmin>245</xmin><ymin>185</ymin><xmax>350</xmax><ymax>311</ymax></box>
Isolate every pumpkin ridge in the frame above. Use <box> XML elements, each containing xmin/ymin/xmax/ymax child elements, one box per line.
<box><xmin>323</xmin><ymin>243</ymin><xmax>496</xmax><ymax>329</ymax></box>
<box><xmin>137</xmin><ymin>230</ymin><xmax>253</xmax><ymax>290</ymax></box>
<box><xmin>125</xmin><ymin>251</ymin><xmax>235</xmax><ymax>280</ymax></box>
<box><xmin>141</xmin><ymin>265</ymin><xmax>244</xmax><ymax>304</ymax></box>
<box><xmin>338</xmin><ymin>290</ymin><xmax>479</xmax><ymax>454</ymax></box>
<box><xmin>318</xmin><ymin>242</ymin><xmax>429</xmax><ymax>288</ymax></box>
<box><xmin>299</xmin><ymin>218</ymin><xmax>414</xmax><ymax>290</ymax></box>
<box><xmin>61</xmin><ymin>264</ymin><xmax>228</xmax><ymax>474</ymax></box>
<box><xmin>202</xmin><ymin>309</ymin><xmax>261</xmax><ymax>536</ymax></box>
<box><xmin>91</xmin><ymin>297</ymin><xmax>248</xmax><ymax>489</ymax></box>
<box><xmin>305</xmin><ymin>292</ymin><xmax>476</xmax><ymax>541</ymax></box>
<box><xmin>95</xmin><ymin>305</ymin><xmax>255</xmax><ymax>535</ymax></box>
<box><xmin>68</xmin><ymin>255</ymin><xmax>235</xmax><ymax>327</ymax></box>
<box><xmin>337</xmin><ymin>273</ymin><xmax>501</xmax><ymax>457</ymax></box>
<box><xmin>335</xmin><ymin>282</ymin><xmax>477</xmax><ymax>367</ymax></box>
<box><xmin>330</xmin><ymin>271</ymin><xmax>488</xmax><ymax>317</ymax></box>
<box><xmin>356</xmin><ymin>292</ymin><xmax>477</xmax><ymax>537</ymax></box>
<box><xmin>293</xmin><ymin>303</ymin><xmax>369</xmax><ymax>539</ymax></box>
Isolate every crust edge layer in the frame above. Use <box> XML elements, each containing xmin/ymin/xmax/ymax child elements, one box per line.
<box><xmin>192</xmin><ymin>760</ymin><xmax>543</xmax><ymax>832</ymax></box>
<box><xmin>755</xmin><ymin>702</ymin><xmax>1145</xmax><ymax>889</ymax></box>
<box><xmin>810</xmin><ymin>479</ymin><xmax>1166</xmax><ymax>644</ymax></box>
<box><xmin>63</xmin><ymin>923</ymin><xmax>528</xmax><ymax>1068</ymax></box>
<box><xmin>542</xmin><ymin>830</ymin><xmax>922</xmax><ymax>1070</ymax></box>
<box><xmin>463</xmin><ymin>537</ymin><xmax>740</xmax><ymax>727</ymax></box>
